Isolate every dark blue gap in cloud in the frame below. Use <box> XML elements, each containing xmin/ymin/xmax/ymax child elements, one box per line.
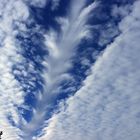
<box><xmin>16</xmin><ymin>32</ymin><xmax>47</xmax><ymax>68</ymax></box>
<box><xmin>89</xmin><ymin>0</ymin><xmax>134</xmax><ymax>26</ymax></box>
<box><xmin>68</xmin><ymin>42</ymin><xmax>98</xmax><ymax>85</ymax></box>
<box><xmin>29</xmin><ymin>0</ymin><xmax>71</xmax><ymax>31</ymax></box>
<box><xmin>18</xmin><ymin>107</ymin><xmax>33</xmax><ymax>123</ymax></box>
<box><xmin>13</xmin><ymin>28</ymin><xmax>47</xmax><ymax>122</ymax></box>
<box><xmin>101</xmin><ymin>0</ymin><xmax>134</xmax><ymax>5</ymax></box>
<box><xmin>7</xmin><ymin>114</ymin><xmax>17</xmax><ymax>127</ymax></box>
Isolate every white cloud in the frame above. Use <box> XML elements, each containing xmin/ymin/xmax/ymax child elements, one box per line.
<box><xmin>1</xmin><ymin>0</ymin><xmax>140</xmax><ymax>140</ymax></box>
<box><xmin>0</xmin><ymin>36</ymin><xmax>24</xmax><ymax>140</ymax></box>
<box><xmin>20</xmin><ymin>0</ymin><xmax>99</xmax><ymax>139</ymax></box>
<box><xmin>0</xmin><ymin>0</ymin><xmax>36</xmax><ymax>139</ymax></box>
<box><xmin>25</xmin><ymin>0</ymin><xmax>47</xmax><ymax>8</ymax></box>
<box><xmin>111</xmin><ymin>4</ymin><xmax>132</xmax><ymax>19</ymax></box>
<box><xmin>38</xmin><ymin>1</ymin><xmax>140</xmax><ymax>140</ymax></box>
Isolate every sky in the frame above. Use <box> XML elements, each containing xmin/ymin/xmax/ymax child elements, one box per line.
<box><xmin>0</xmin><ymin>0</ymin><xmax>140</xmax><ymax>140</ymax></box>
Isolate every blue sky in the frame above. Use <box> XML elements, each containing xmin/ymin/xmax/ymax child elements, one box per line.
<box><xmin>0</xmin><ymin>0</ymin><xmax>140</xmax><ymax>139</ymax></box>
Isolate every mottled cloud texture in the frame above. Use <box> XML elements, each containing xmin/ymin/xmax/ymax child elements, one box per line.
<box><xmin>0</xmin><ymin>0</ymin><xmax>140</xmax><ymax>140</ymax></box>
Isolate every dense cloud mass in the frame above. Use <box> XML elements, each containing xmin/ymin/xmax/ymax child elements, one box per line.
<box><xmin>0</xmin><ymin>0</ymin><xmax>140</xmax><ymax>140</ymax></box>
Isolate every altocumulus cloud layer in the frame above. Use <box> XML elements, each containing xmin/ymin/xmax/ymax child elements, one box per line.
<box><xmin>0</xmin><ymin>0</ymin><xmax>140</xmax><ymax>140</ymax></box>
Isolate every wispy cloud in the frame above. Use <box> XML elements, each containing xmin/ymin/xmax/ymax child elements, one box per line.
<box><xmin>20</xmin><ymin>0</ymin><xmax>99</xmax><ymax>139</ymax></box>
<box><xmin>51</xmin><ymin>0</ymin><xmax>61</xmax><ymax>10</ymax></box>
<box><xmin>0</xmin><ymin>0</ymin><xmax>44</xmax><ymax>139</ymax></box>
<box><xmin>38</xmin><ymin>0</ymin><xmax>140</xmax><ymax>140</ymax></box>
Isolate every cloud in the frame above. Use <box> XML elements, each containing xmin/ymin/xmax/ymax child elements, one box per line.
<box><xmin>0</xmin><ymin>0</ymin><xmax>39</xmax><ymax>139</ymax></box>
<box><xmin>1</xmin><ymin>0</ymin><xmax>140</xmax><ymax>140</ymax></box>
<box><xmin>38</xmin><ymin>0</ymin><xmax>140</xmax><ymax>140</ymax></box>
<box><xmin>20</xmin><ymin>0</ymin><xmax>99</xmax><ymax>139</ymax></box>
<box><xmin>111</xmin><ymin>4</ymin><xmax>132</xmax><ymax>18</ymax></box>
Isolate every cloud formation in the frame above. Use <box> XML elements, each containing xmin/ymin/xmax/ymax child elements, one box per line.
<box><xmin>21</xmin><ymin>1</ymin><xmax>99</xmax><ymax>139</ymax></box>
<box><xmin>1</xmin><ymin>0</ymin><xmax>140</xmax><ymax>140</ymax></box>
<box><xmin>38</xmin><ymin>0</ymin><xmax>140</xmax><ymax>140</ymax></box>
<box><xmin>0</xmin><ymin>0</ymin><xmax>30</xmax><ymax>139</ymax></box>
